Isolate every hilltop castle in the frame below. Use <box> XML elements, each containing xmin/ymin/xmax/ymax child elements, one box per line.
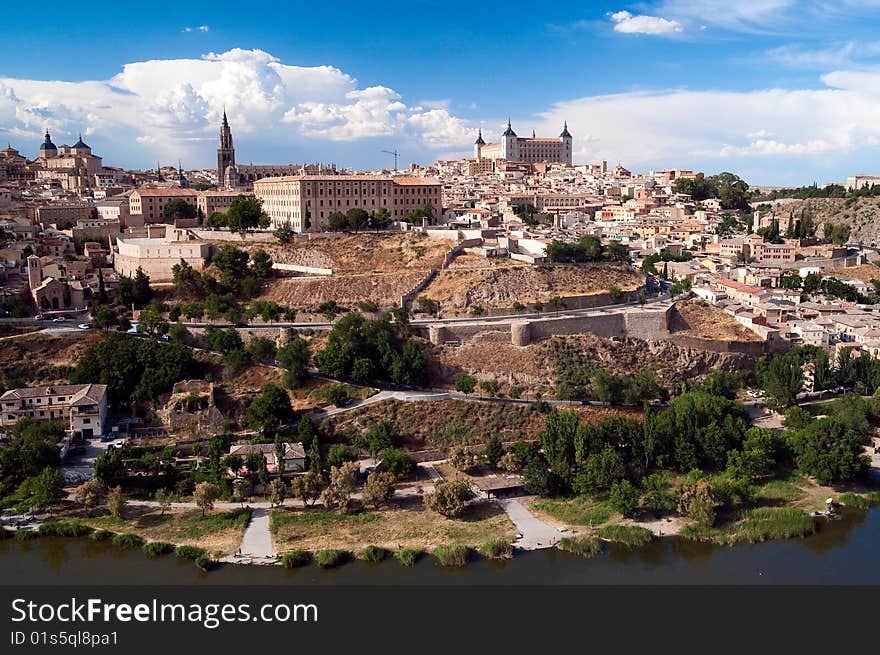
<box><xmin>473</xmin><ymin>120</ymin><xmax>573</xmax><ymax>166</ymax></box>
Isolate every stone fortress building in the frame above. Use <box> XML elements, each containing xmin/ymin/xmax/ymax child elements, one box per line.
<box><xmin>473</xmin><ymin>120</ymin><xmax>573</xmax><ymax>166</ymax></box>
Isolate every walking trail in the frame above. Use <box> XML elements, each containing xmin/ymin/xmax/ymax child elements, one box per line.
<box><xmin>226</xmin><ymin>507</ymin><xmax>275</xmax><ymax>564</ymax></box>
<box><xmin>497</xmin><ymin>497</ymin><xmax>561</xmax><ymax>550</ymax></box>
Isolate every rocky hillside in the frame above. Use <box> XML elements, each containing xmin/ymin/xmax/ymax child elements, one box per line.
<box><xmin>428</xmin><ymin>333</ymin><xmax>756</xmax><ymax>393</ymax></box>
<box><xmin>422</xmin><ymin>263</ymin><xmax>642</xmax><ymax>310</ymax></box>
<box><xmin>759</xmin><ymin>197</ymin><xmax>880</xmax><ymax>246</ymax></box>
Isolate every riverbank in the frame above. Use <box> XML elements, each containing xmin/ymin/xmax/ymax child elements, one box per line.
<box><xmin>3</xmin><ymin>505</ymin><xmax>880</xmax><ymax>584</ymax></box>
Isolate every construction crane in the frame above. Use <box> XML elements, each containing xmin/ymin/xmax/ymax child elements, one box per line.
<box><xmin>381</xmin><ymin>148</ymin><xmax>400</xmax><ymax>171</ymax></box>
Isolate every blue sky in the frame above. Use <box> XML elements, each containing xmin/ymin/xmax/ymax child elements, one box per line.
<box><xmin>3</xmin><ymin>0</ymin><xmax>880</xmax><ymax>184</ymax></box>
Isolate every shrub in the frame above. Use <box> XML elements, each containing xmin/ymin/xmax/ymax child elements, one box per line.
<box><xmin>480</xmin><ymin>537</ymin><xmax>514</xmax><ymax>560</ymax></box>
<box><xmin>395</xmin><ymin>547</ymin><xmax>425</xmax><ymax>567</ymax></box>
<box><xmin>433</xmin><ymin>544</ymin><xmax>471</xmax><ymax>567</ymax></box>
<box><xmin>557</xmin><ymin>535</ymin><xmax>602</xmax><ymax>558</ymax></box>
<box><xmin>315</xmin><ymin>549</ymin><xmax>350</xmax><ymax>568</ymax></box>
<box><xmin>596</xmin><ymin>525</ymin><xmax>654</xmax><ymax>547</ymax></box>
<box><xmin>838</xmin><ymin>492</ymin><xmax>871</xmax><ymax>510</ymax></box>
<box><xmin>91</xmin><ymin>529</ymin><xmax>114</xmax><ymax>541</ymax></box>
<box><xmin>15</xmin><ymin>530</ymin><xmax>38</xmax><ymax>541</ymax></box>
<box><xmin>143</xmin><ymin>542</ymin><xmax>175</xmax><ymax>558</ymax></box>
<box><xmin>608</xmin><ymin>480</ymin><xmax>640</xmax><ymax>518</ymax></box>
<box><xmin>358</xmin><ymin>545</ymin><xmax>390</xmax><ymax>563</ymax></box>
<box><xmin>111</xmin><ymin>533</ymin><xmax>144</xmax><ymax>549</ymax></box>
<box><xmin>175</xmin><ymin>545</ymin><xmax>207</xmax><ymax>560</ymax></box>
<box><xmin>38</xmin><ymin>521</ymin><xmax>93</xmax><ymax>537</ymax></box>
<box><xmin>281</xmin><ymin>550</ymin><xmax>311</xmax><ymax>568</ymax></box>
<box><xmin>424</xmin><ymin>479</ymin><xmax>475</xmax><ymax>518</ymax></box>
<box><xmin>194</xmin><ymin>554</ymin><xmax>212</xmax><ymax>571</ymax></box>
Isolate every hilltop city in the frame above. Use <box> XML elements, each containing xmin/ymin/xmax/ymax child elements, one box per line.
<box><xmin>1</xmin><ymin>109</ymin><xmax>879</xmax><ymax>566</ymax></box>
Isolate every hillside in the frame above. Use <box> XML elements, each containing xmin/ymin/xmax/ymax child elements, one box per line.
<box><xmin>237</xmin><ymin>233</ymin><xmax>454</xmax><ymax>274</ymax></box>
<box><xmin>759</xmin><ymin>197</ymin><xmax>880</xmax><ymax>246</ymax></box>
<box><xmin>428</xmin><ymin>333</ymin><xmax>756</xmax><ymax>393</ymax></box>
<box><xmin>420</xmin><ymin>263</ymin><xmax>642</xmax><ymax>311</ymax></box>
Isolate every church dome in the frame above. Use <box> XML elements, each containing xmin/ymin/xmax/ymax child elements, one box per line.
<box><xmin>72</xmin><ymin>134</ymin><xmax>90</xmax><ymax>149</ymax></box>
<box><xmin>40</xmin><ymin>130</ymin><xmax>57</xmax><ymax>152</ymax></box>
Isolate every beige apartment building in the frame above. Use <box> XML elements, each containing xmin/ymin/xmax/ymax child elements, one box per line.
<box><xmin>197</xmin><ymin>190</ymin><xmax>249</xmax><ymax>218</ymax></box>
<box><xmin>254</xmin><ymin>175</ymin><xmax>442</xmax><ymax>231</ymax></box>
<box><xmin>0</xmin><ymin>383</ymin><xmax>108</xmax><ymax>438</ymax></box>
<box><xmin>129</xmin><ymin>188</ymin><xmax>200</xmax><ymax>223</ymax></box>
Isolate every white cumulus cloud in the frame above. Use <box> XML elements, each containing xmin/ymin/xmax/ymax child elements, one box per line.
<box><xmin>0</xmin><ymin>49</ymin><xmax>475</xmax><ymax>167</ymax></box>
<box><xmin>609</xmin><ymin>10</ymin><xmax>683</xmax><ymax>35</ymax></box>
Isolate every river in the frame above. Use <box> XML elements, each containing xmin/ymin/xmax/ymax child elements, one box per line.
<box><xmin>2</xmin><ymin>507</ymin><xmax>879</xmax><ymax>585</ymax></box>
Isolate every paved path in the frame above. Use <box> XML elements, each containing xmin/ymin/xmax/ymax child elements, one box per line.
<box><xmin>231</xmin><ymin>507</ymin><xmax>275</xmax><ymax>564</ymax></box>
<box><xmin>497</xmin><ymin>497</ymin><xmax>561</xmax><ymax>550</ymax></box>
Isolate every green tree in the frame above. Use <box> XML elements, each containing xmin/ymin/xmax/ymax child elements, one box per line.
<box><xmin>608</xmin><ymin>479</ymin><xmax>639</xmax><ymax>518</ymax></box>
<box><xmin>225</xmin><ymin>195</ymin><xmax>270</xmax><ymax>235</ymax></box>
<box><xmin>210</xmin><ymin>245</ymin><xmax>250</xmax><ymax>290</ymax></box>
<box><xmin>678</xmin><ymin>477</ymin><xmax>717</xmax><ymax>525</ymax></box>
<box><xmin>424</xmin><ymin>479</ymin><xmax>474</xmax><ymax>518</ymax></box>
<box><xmin>250</xmin><ymin>249</ymin><xmax>273</xmax><ymax>280</ymax></box>
<box><xmin>483</xmin><ymin>435</ymin><xmax>504</xmax><ymax>467</ymax></box>
<box><xmin>361</xmin><ymin>471</ymin><xmax>396</xmax><ymax>508</ymax></box>
<box><xmin>573</xmin><ymin>446</ymin><xmax>625</xmax><ymax>494</ymax></box>
<box><xmin>23</xmin><ymin>466</ymin><xmax>65</xmax><ymax>514</ymax></box>
<box><xmin>245</xmin><ymin>383</ymin><xmax>293</xmax><ymax>433</ymax></box>
<box><xmin>193</xmin><ymin>482</ymin><xmax>221</xmax><ymax>516</ymax></box>
<box><xmin>163</xmin><ymin>199</ymin><xmax>197</xmax><ymax>222</ymax></box>
<box><xmin>454</xmin><ymin>374</ymin><xmax>477</xmax><ymax>395</ymax></box>
<box><xmin>758</xmin><ymin>351</ymin><xmax>803</xmax><ymax>409</ymax></box>
<box><xmin>290</xmin><ymin>471</ymin><xmax>323</xmax><ymax>506</ymax></box>
<box><xmin>277</xmin><ymin>335</ymin><xmax>310</xmax><ymax>387</ymax></box>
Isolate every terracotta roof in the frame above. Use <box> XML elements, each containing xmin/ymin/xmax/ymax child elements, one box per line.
<box><xmin>132</xmin><ymin>188</ymin><xmax>199</xmax><ymax>197</ymax></box>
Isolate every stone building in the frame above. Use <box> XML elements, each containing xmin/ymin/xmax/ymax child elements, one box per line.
<box><xmin>473</xmin><ymin>121</ymin><xmax>573</xmax><ymax>166</ymax></box>
<box><xmin>254</xmin><ymin>174</ymin><xmax>442</xmax><ymax>231</ymax></box>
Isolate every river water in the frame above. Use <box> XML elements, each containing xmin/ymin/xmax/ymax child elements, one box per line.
<box><xmin>2</xmin><ymin>507</ymin><xmax>879</xmax><ymax>585</ymax></box>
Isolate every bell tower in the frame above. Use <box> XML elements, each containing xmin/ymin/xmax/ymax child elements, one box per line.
<box><xmin>216</xmin><ymin>109</ymin><xmax>235</xmax><ymax>188</ymax></box>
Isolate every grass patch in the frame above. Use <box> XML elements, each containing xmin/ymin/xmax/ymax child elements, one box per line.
<box><xmin>736</xmin><ymin>507</ymin><xmax>815</xmax><ymax>544</ymax></box>
<box><xmin>679</xmin><ymin>523</ymin><xmax>727</xmax><ymax>543</ymax></box>
<box><xmin>532</xmin><ymin>496</ymin><xmax>611</xmax><ymax>526</ymax></box>
<box><xmin>682</xmin><ymin>508</ymin><xmax>815</xmax><ymax>545</ymax></box>
<box><xmin>596</xmin><ymin>524</ymin><xmax>654</xmax><ymax>547</ymax></box>
<box><xmin>357</xmin><ymin>545</ymin><xmax>390</xmax><ymax>563</ymax></box>
<box><xmin>38</xmin><ymin>521</ymin><xmax>93</xmax><ymax>538</ymax></box>
<box><xmin>194</xmin><ymin>554</ymin><xmax>212</xmax><ymax>571</ymax></box>
<box><xmin>281</xmin><ymin>550</ymin><xmax>311</xmax><ymax>569</ymax></box>
<box><xmin>433</xmin><ymin>544</ymin><xmax>471</xmax><ymax>567</ymax></box>
<box><xmin>753</xmin><ymin>479</ymin><xmax>804</xmax><ymax>504</ymax></box>
<box><xmin>839</xmin><ymin>492</ymin><xmax>871</xmax><ymax>510</ymax></box>
<box><xmin>142</xmin><ymin>541</ymin><xmax>175</xmax><ymax>558</ymax></box>
<box><xmin>175</xmin><ymin>545</ymin><xmax>207</xmax><ymax>560</ymax></box>
<box><xmin>557</xmin><ymin>535</ymin><xmax>602</xmax><ymax>558</ymax></box>
<box><xmin>175</xmin><ymin>509</ymin><xmax>251</xmax><ymax>539</ymax></box>
<box><xmin>111</xmin><ymin>533</ymin><xmax>145</xmax><ymax>549</ymax></box>
<box><xmin>269</xmin><ymin>509</ymin><xmax>379</xmax><ymax>533</ymax></box>
<box><xmin>395</xmin><ymin>547</ymin><xmax>425</xmax><ymax>567</ymax></box>
<box><xmin>315</xmin><ymin>549</ymin><xmax>350</xmax><ymax>568</ymax></box>
<box><xmin>14</xmin><ymin>530</ymin><xmax>37</xmax><ymax>541</ymax></box>
<box><xmin>480</xmin><ymin>537</ymin><xmax>514</xmax><ymax>560</ymax></box>
<box><xmin>270</xmin><ymin>502</ymin><xmax>515</xmax><ymax>552</ymax></box>
<box><xmin>91</xmin><ymin>529</ymin><xmax>114</xmax><ymax>541</ymax></box>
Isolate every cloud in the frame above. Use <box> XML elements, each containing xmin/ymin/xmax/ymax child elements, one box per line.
<box><xmin>532</xmin><ymin>73</ymin><xmax>880</xmax><ymax>183</ymax></box>
<box><xmin>0</xmin><ymin>48</ymin><xmax>474</xmax><ymax>166</ymax></box>
<box><xmin>183</xmin><ymin>25</ymin><xmax>210</xmax><ymax>33</ymax></box>
<box><xmin>609</xmin><ymin>10</ymin><xmax>683</xmax><ymax>35</ymax></box>
<box><xmin>765</xmin><ymin>41</ymin><xmax>880</xmax><ymax>69</ymax></box>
